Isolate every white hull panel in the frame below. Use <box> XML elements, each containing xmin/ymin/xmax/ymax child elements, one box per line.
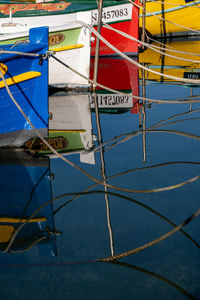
<box><xmin>49</xmin><ymin>27</ymin><xmax>91</xmax><ymax>86</ymax></box>
<box><xmin>0</xmin><ymin>11</ymin><xmax>92</xmax><ymax>87</ymax></box>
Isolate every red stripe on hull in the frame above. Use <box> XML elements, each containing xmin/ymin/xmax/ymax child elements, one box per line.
<box><xmin>91</xmin><ymin>5</ymin><xmax>139</xmax><ymax>56</ymax></box>
<box><xmin>90</xmin><ymin>57</ymin><xmax>139</xmax><ymax>112</ymax></box>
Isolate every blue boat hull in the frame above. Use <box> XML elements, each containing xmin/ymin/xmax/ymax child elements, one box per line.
<box><xmin>0</xmin><ymin>149</ymin><xmax>57</xmax><ymax>256</ymax></box>
<box><xmin>0</xmin><ymin>27</ymin><xmax>49</xmax><ymax>147</ymax></box>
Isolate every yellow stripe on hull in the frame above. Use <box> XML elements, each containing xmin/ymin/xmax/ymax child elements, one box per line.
<box><xmin>139</xmin><ymin>68</ymin><xmax>197</xmax><ymax>82</ymax></box>
<box><xmin>52</xmin><ymin>44</ymin><xmax>84</xmax><ymax>52</ymax></box>
<box><xmin>139</xmin><ymin>0</ymin><xmax>200</xmax><ymax>36</ymax></box>
<box><xmin>0</xmin><ymin>217</ymin><xmax>47</xmax><ymax>223</ymax></box>
<box><xmin>139</xmin><ymin>40</ymin><xmax>200</xmax><ymax>82</ymax></box>
<box><xmin>0</xmin><ymin>63</ymin><xmax>8</xmax><ymax>75</ymax></box>
<box><xmin>0</xmin><ymin>71</ymin><xmax>41</xmax><ymax>89</ymax></box>
<box><xmin>0</xmin><ymin>217</ymin><xmax>47</xmax><ymax>242</ymax></box>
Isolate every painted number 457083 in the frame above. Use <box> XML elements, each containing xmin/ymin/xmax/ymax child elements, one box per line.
<box><xmin>92</xmin><ymin>6</ymin><xmax>130</xmax><ymax>23</ymax></box>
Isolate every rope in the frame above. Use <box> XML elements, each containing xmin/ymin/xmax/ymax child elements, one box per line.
<box><xmin>4</xmin><ymin>189</ymin><xmax>200</xmax><ymax>262</ymax></box>
<box><xmin>1</xmin><ymin>33</ymin><xmax>200</xmax><ymax>261</ymax></box>
<box><xmin>0</xmin><ymin>50</ymin><xmax>200</xmax><ymax>248</ymax></box>
<box><xmin>142</xmin><ymin>0</ymin><xmax>200</xmax><ymax>7</ymax></box>
<box><xmin>112</xmin><ymin>261</ymin><xmax>198</xmax><ymax>300</ymax></box>
<box><xmin>3</xmin><ymin>65</ymin><xmax>198</xmax><ymax>218</ymax></box>
<box><xmin>0</xmin><ymin>49</ymin><xmax>40</xmax><ymax>57</ymax></box>
<box><xmin>145</xmin><ymin>40</ymin><xmax>200</xmax><ymax>57</ymax></box>
<box><xmin>97</xmin><ymin>207</ymin><xmax>200</xmax><ymax>261</ymax></box>
<box><xmin>93</xmin><ymin>128</ymin><xmax>200</xmax><ymax>154</ymax></box>
<box><xmin>79</xmin><ymin>22</ymin><xmax>200</xmax><ymax>84</ymax></box>
<box><xmin>91</xmin><ymin>108</ymin><xmax>200</xmax><ymax>153</ymax></box>
<box><xmin>8</xmin><ymin>236</ymin><xmax>48</xmax><ymax>253</ymax></box>
<box><xmin>51</xmin><ymin>55</ymin><xmax>200</xmax><ymax>104</ymax></box>
<box><xmin>103</xmin><ymin>23</ymin><xmax>200</xmax><ymax>63</ymax></box>
<box><xmin>52</xmin><ymin>165</ymin><xmax>200</xmax><ymax>251</ymax></box>
<box><xmin>131</xmin><ymin>0</ymin><xmax>200</xmax><ymax>33</ymax></box>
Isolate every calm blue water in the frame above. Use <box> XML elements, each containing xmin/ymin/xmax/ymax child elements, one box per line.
<box><xmin>0</xmin><ymin>40</ymin><xmax>200</xmax><ymax>300</ymax></box>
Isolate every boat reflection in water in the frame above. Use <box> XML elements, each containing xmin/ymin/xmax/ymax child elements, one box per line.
<box><xmin>0</xmin><ymin>92</ymin><xmax>95</xmax><ymax>257</ymax></box>
<box><xmin>25</xmin><ymin>91</ymin><xmax>95</xmax><ymax>165</ymax></box>
<box><xmin>90</xmin><ymin>56</ymin><xmax>140</xmax><ymax>114</ymax></box>
<box><xmin>138</xmin><ymin>39</ymin><xmax>200</xmax><ymax>84</ymax></box>
<box><xmin>0</xmin><ymin>149</ymin><xmax>58</xmax><ymax>256</ymax></box>
<box><xmin>0</xmin><ymin>40</ymin><xmax>200</xmax><ymax>299</ymax></box>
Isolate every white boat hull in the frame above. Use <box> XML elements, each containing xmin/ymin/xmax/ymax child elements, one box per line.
<box><xmin>0</xmin><ymin>11</ymin><xmax>92</xmax><ymax>87</ymax></box>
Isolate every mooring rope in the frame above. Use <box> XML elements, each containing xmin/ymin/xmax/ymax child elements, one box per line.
<box><xmin>51</xmin><ymin>55</ymin><xmax>200</xmax><ymax>105</ymax></box>
<box><xmin>9</xmin><ymin>236</ymin><xmax>48</xmax><ymax>254</ymax></box>
<box><xmin>112</xmin><ymin>261</ymin><xmax>198</xmax><ymax>300</ymax></box>
<box><xmin>1</xmin><ymin>55</ymin><xmax>200</xmax><ymax>256</ymax></box>
<box><xmin>0</xmin><ymin>45</ymin><xmax>200</xmax><ymax>232</ymax></box>
<box><xmin>146</xmin><ymin>41</ymin><xmax>200</xmax><ymax>57</ymax></box>
<box><xmin>97</xmin><ymin>206</ymin><xmax>200</xmax><ymax>261</ymax></box>
<box><xmin>142</xmin><ymin>0</ymin><xmax>199</xmax><ymax>7</ymax></box>
<box><xmin>1</xmin><ymin>25</ymin><xmax>200</xmax><ymax>261</ymax></box>
<box><xmin>3</xmin><ymin>188</ymin><xmax>200</xmax><ymax>262</ymax></box>
<box><xmin>52</xmin><ymin>159</ymin><xmax>200</xmax><ymax>253</ymax></box>
<box><xmin>3</xmin><ymin>32</ymin><xmax>198</xmax><ymax>105</ymax></box>
<box><xmin>88</xmin><ymin>108</ymin><xmax>200</xmax><ymax>155</ymax></box>
<box><xmin>79</xmin><ymin>22</ymin><xmax>200</xmax><ymax>85</ymax></box>
<box><xmin>0</xmin><ymin>49</ymin><xmax>40</xmax><ymax>57</ymax></box>
<box><xmin>103</xmin><ymin>23</ymin><xmax>200</xmax><ymax>63</ymax></box>
<box><xmin>93</xmin><ymin>128</ymin><xmax>200</xmax><ymax>154</ymax></box>
<box><xmin>1</xmin><ymin>64</ymin><xmax>200</xmax><ymax>227</ymax></box>
<box><xmin>131</xmin><ymin>0</ymin><xmax>200</xmax><ymax>33</ymax></box>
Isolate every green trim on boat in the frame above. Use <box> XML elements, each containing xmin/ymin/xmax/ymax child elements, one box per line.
<box><xmin>0</xmin><ymin>28</ymin><xmax>81</xmax><ymax>49</ymax></box>
<box><xmin>35</xmin><ymin>131</ymin><xmax>85</xmax><ymax>156</ymax></box>
<box><xmin>0</xmin><ymin>0</ymin><xmax>133</xmax><ymax>18</ymax></box>
<box><xmin>49</xmin><ymin>28</ymin><xmax>81</xmax><ymax>49</ymax></box>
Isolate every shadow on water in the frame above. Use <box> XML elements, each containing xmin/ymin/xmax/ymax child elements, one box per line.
<box><xmin>0</xmin><ymin>39</ymin><xmax>200</xmax><ymax>299</ymax></box>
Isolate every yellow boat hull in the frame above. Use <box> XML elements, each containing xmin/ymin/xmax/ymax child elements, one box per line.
<box><xmin>139</xmin><ymin>0</ymin><xmax>200</xmax><ymax>36</ymax></box>
<box><xmin>138</xmin><ymin>40</ymin><xmax>200</xmax><ymax>82</ymax></box>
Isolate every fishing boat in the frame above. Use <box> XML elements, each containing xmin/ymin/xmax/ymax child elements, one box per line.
<box><xmin>0</xmin><ymin>26</ymin><xmax>49</xmax><ymax>147</ymax></box>
<box><xmin>0</xmin><ymin>149</ymin><xmax>58</xmax><ymax>255</ymax></box>
<box><xmin>25</xmin><ymin>91</ymin><xmax>95</xmax><ymax>164</ymax></box>
<box><xmin>0</xmin><ymin>0</ymin><xmax>139</xmax><ymax>59</ymax></box>
<box><xmin>90</xmin><ymin>56</ymin><xmax>140</xmax><ymax>114</ymax></box>
<box><xmin>90</xmin><ymin>0</ymin><xmax>139</xmax><ymax>56</ymax></box>
<box><xmin>139</xmin><ymin>0</ymin><xmax>200</xmax><ymax>38</ymax></box>
<box><xmin>138</xmin><ymin>39</ymin><xmax>200</xmax><ymax>83</ymax></box>
<box><xmin>0</xmin><ymin>6</ymin><xmax>92</xmax><ymax>88</ymax></box>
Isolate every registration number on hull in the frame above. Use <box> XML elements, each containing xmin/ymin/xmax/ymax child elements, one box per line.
<box><xmin>183</xmin><ymin>72</ymin><xmax>200</xmax><ymax>80</ymax></box>
<box><xmin>91</xmin><ymin>3</ymin><xmax>132</xmax><ymax>25</ymax></box>
<box><xmin>90</xmin><ymin>94</ymin><xmax>133</xmax><ymax>108</ymax></box>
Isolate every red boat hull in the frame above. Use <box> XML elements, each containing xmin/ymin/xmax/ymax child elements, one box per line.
<box><xmin>91</xmin><ymin>4</ymin><xmax>139</xmax><ymax>56</ymax></box>
<box><xmin>90</xmin><ymin>57</ymin><xmax>140</xmax><ymax>113</ymax></box>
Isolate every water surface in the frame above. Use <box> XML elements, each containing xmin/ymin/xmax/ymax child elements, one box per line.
<box><xmin>0</xmin><ymin>39</ymin><xmax>200</xmax><ymax>300</ymax></box>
